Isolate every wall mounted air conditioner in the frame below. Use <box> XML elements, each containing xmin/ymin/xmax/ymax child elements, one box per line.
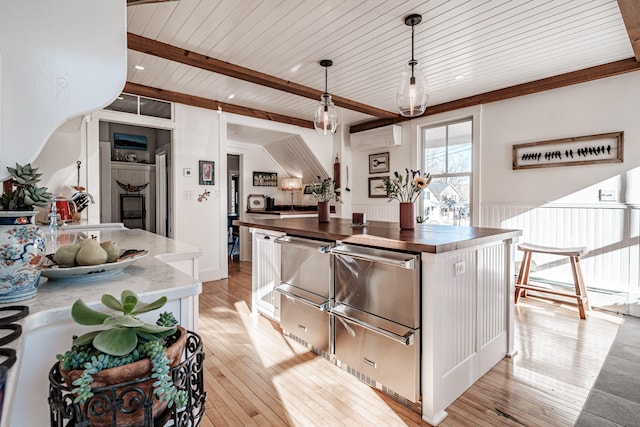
<box><xmin>350</xmin><ymin>125</ymin><xmax>402</xmax><ymax>151</ymax></box>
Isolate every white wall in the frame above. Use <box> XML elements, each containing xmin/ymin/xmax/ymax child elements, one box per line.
<box><xmin>0</xmin><ymin>0</ymin><xmax>126</xmax><ymax>176</ymax></box>
<box><xmin>350</xmin><ymin>120</ymin><xmax>422</xmax><ymax>221</ymax></box>
<box><xmin>481</xmin><ymin>71</ymin><xmax>640</xmax><ymax>206</ymax></box>
<box><xmin>479</xmin><ymin>71</ymin><xmax>640</xmax><ymax>299</ymax></box>
<box><xmin>173</xmin><ymin>104</ymin><xmax>224</xmax><ymax>282</ymax></box>
<box><xmin>226</xmin><ymin>141</ymin><xmax>287</xmax><ymax>208</ymax></box>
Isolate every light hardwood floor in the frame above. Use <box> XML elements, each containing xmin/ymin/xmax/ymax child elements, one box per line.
<box><xmin>198</xmin><ymin>262</ymin><xmax>622</xmax><ymax>426</ymax></box>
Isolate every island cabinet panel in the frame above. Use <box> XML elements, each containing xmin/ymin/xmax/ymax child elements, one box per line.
<box><xmin>420</xmin><ymin>239</ymin><xmax>515</xmax><ymax>425</ymax></box>
<box><xmin>250</xmin><ymin>228</ymin><xmax>285</xmax><ymax>321</ymax></box>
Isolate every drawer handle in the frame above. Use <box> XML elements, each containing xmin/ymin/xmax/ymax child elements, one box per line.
<box><xmin>275</xmin><ymin>285</ymin><xmax>329</xmax><ymax>311</ymax></box>
<box><xmin>275</xmin><ymin>236</ymin><xmax>332</xmax><ymax>253</ymax></box>
<box><xmin>298</xmin><ymin>324</ymin><xmax>308</xmax><ymax>332</ymax></box>
<box><xmin>330</xmin><ymin>248</ymin><xmax>415</xmax><ymax>269</ymax></box>
<box><xmin>363</xmin><ymin>357</ymin><xmax>377</xmax><ymax>368</ymax></box>
<box><xmin>331</xmin><ymin>310</ymin><xmax>415</xmax><ymax>346</ymax></box>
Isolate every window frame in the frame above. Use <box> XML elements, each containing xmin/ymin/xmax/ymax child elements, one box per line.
<box><xmin>416</xmin><ymin>109</ymin><xmax>480</xmax><ymax>226</ymax></box>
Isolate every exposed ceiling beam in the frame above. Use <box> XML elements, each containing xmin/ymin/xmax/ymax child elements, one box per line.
<box><xmin>351</xmin><ymin>58</ymin><xmax>640</xmax><ymax>133</ymax></box>
<box><xmin>618</xmin><ymin>0</ymin><xmax>640</xmax><ymax>61</ymax></box>
<box><xmin>127</xmin><ymin>33</ymin><xmax>397</xmax><ymax>119</ymax></box>
<box><xmin>124</xmin><ymin>82</ymin><xmax>315</xmax><ymax>129</ymax></box>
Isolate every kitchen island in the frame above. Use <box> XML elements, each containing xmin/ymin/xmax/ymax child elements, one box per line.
<box><xmin>1</xmin><ymin>227</ymin><xmax>203</xmax><ymax>427</ymax></box>
<box><xmin>235</xmin><ymin>217</ymin><xmax>521</xmax><ymax>426</ymax></box>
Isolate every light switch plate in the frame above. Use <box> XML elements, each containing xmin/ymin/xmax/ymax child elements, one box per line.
<box><xmin>183</xmin><ymin>168</ymin><xmax>192</xmax><ymax>177</ymax></box>
<box><xmin>599</xmin><ymin>189</ymin><xmax>616</xmax><ymax>202</ymax></box>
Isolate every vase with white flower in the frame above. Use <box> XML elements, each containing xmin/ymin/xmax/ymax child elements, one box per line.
<box><xmin>382</xmin><ymin>169</ymin><xmax>432</xmax><ymax>230</ymax></box>
<box><xmin>308</xmin><ymin>177</ymin><xmax>342</xmax><ymax>223</ymax></box>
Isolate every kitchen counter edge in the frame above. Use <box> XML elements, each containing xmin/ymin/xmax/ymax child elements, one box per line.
<box><xmin>234</xmin><ymin>217</ymin><xmax>521</xmax><ymax>253</ymax></box>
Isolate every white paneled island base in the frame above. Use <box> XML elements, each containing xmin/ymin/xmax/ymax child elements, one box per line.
<box><xmin>234</xmin><ymin>217</ymin><xmax>520</xmax><ymax>425</ymax></box>
<box><xmin>421</xmin><ymin>240</ymin><xmax>515</xmax><ymax>424</ymax></box>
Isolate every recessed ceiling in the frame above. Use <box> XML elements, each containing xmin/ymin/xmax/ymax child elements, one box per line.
<box><xmin>125</xmin><ymin>0</ymin><xmax>634</xmax><ymax>128</ymax></box>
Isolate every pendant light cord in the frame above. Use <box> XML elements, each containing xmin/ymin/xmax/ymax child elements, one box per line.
<box><xmin>324</xmin><ymin>65</ymin><xmax>329</xmax><ymax>95</ymax></box>
<box><xmin>410</xmin><ymin>22</ymin><xmax>416</xmax><ymax>79</ymax></box>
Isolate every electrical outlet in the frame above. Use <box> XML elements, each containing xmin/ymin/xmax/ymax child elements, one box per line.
<box><xmin>183</xmin><ymin>190</ymin><xmax>193</xmax><ymax>200</ymax></box>
<box><xmin>455</xmin><ymin>261</ymin><xmax>465</xmax><ymax>276</ymax></box>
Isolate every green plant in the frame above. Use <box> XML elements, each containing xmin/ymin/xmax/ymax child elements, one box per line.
<box><xmin>1</xmin><ymin>163</ymin><xmax>52</xmax><ymax>210</ymax></box>
<box><xmin>57</xmin><ymin>290</ymin><xmax>187</xmax><ymax>407</ymax></box>
<box><xmin>382</xmin><ymin>169</ymin><xmax>432</xmax><ymax>203</ymax></box>
<box><xmin>309</xmin><ymin>176</ymin><xmax>342</xmax><ymax>203</ymax></box>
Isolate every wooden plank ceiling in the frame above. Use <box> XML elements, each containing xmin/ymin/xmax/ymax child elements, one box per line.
<box><xmin>125</xmin><ymin>0</ymin><xmax>637</xmax><ymax>132</ymax></box>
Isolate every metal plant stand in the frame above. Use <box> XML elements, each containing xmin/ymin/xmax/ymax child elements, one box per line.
<box><xmin>48</xmin><ymin>330</ymin><xmax>206</xmax><ymax>426</ymax></box>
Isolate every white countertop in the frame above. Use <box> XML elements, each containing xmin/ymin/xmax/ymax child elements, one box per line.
<box><xmin>28</xmin><ymin>227</ymin><xmax>203</xmax><ymax>323</ymax></box>
<box><xmin>0</xmin><ymin>227</ymin><xmax>203</xmax><ymax>426</ymax></box>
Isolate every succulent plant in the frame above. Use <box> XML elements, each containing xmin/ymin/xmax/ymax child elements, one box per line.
<box><xmin>57</xmin><ymin>290</ymin><xmax>187</xmax><ymax>407</ymax></box>
<box><xmin>70</xmin><ymin>290</ymin><xmax>176</xmax><ymax>356</ymax></box>
<box><xmin>1</xmin><ymin>163</ymin><xmax>52</xmax><ymax>210</ymax></box>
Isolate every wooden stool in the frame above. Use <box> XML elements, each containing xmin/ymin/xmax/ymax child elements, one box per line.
<box><xmin>515</xmin><ymin>243</ymin><xmax>590</xmax><ymax>319</ymax></box>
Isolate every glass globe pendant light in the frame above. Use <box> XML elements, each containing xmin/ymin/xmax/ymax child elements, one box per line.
<box><xmin>397</xmin><ymin>14</ymin><xmax>428</xmax><ymax>117</ymax></box>
<box><xmin>314</xmin><ymin>59</ymin><xmax>338</xmax><ymax>135</ymax></box>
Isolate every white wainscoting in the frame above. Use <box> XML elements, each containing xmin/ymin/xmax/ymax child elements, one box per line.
<box><xmin>352</xmin><ymin>203</ymin><xmax>399</xmax><ymax>222</ymax></box>
<box><xmin>482</xmin><ymin>203</ymin><xmax>640</xmax><ymax>293</ymax></box>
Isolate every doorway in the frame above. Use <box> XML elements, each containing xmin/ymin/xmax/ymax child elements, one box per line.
<box><xmin>227</xmin><ymin>154</ymin><xmax>240</xmax><ymax>261</ymax></box>
<box><xmin>98</xmin><ymin>120</ymin><xmax>172</xmax><ymax>236</ymax></box>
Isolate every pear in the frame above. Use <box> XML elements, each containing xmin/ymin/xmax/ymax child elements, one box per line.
<box><xmin>53</xmin><ymin>244</ymin><xmax>81</xmax><ymax>267</ymax></box>
<box><xmin>100</xmin><ymin>241</ymin><xmax>121</xmax><ymax>263</ymax></box>
<box><xmin>75</xmin><ymin>238</ymin><xmax>108</xmax><ymax>266</ymax></box>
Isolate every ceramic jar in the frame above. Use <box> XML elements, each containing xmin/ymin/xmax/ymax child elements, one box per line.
<box><xmin>317</xmin><ymin>201</ymin><xmax>330</xmax><ymax>223</ymax></box>
<box><xmin>0</xmin><ymin>211</ymin><xmax>46</xmax><ymax>302</ymax></box>
<box><xmin>399</xmin><ymin>202</ymin><xmax>415</xmax><ymax>230</ymax></box>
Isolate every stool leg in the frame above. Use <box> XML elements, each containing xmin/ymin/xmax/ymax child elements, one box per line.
<box><xmin>515</xmin><ymin>251</ymin><xmax>531</xmax><ymax>304</ymax></box>
<box><xmin>570</xmin><ymin>256</ymin><xmax>590</xmax><ymax>319</ymax></box>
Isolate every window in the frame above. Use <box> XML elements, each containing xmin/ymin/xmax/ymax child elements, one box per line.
<box><xmin>422</xmin><ymin>119</ymin><xmax>472</xmax><ymax>226</ymax></box>
<box><xmin>105</xmin><ymin>93</ymin><xmax>173</xmax><ymax>120</ymax></box>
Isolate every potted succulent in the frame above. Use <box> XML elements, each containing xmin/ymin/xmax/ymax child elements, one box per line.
<box><xmin>1</xmin><ymin>163</ymin><xmax>52</xmax><ymax>211</ymax></box>
<box><xmin>56</xmin><ymin>290</ymin><xmax>188</xmax><ymax>426</ymax></box>
<box><xmin>308</xmin><ymin>176</ymin><xmax>342</xmax><ymax>223</ymax></box>
<box><xmin>0</xmin><ymin>163</ymin><xmax>52</xmax><ymax>302</ymax></box>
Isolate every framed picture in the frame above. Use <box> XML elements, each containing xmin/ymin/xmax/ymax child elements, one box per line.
<box><xmin>253</xmin><ymin>171</ymin><xmax>278</xmax><ymax>187</ymax></box>
<box><xmin>247</xmin><ymin>194</ymin><xmax>266</xmax><ymax>211</ymax></box>
<box><xmin>369</xmin><ymin>152</ymin><xmax>390</xmax><ymax>174</ymax></box>
<box><xmin>368</xmin><ymin>176</ymin><xmax>388</xmax><ymax>198</ymax></box>
<box><xmin>512</xmin><ymin>132</ymin><xmax>623</xmax><ymax>170</ymax></box>
<box><xmin>199</xmin><ymin>160</ymin><xmax>215</xmax><ymax>185</ymax></box>
<box><xmin>302</xmin><ymin>184</ymin><xmax>314</xmax><ymax>195</ymax></box>
<box><xmin>114</xmin><ymin>132</ymin><xmax>147</xmax><ymax>151</ymax></box>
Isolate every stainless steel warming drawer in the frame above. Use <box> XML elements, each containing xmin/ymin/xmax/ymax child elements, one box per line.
<box><xmin>275</xmin><ymin>235</ymin><xmax>333</xmax><ymax>353</ymax></box>
<box><xmin>332</xmin><ymin>304</ymin><xmax>420</xmax><ymax>402</ymax></box>
<box><xmin>331</xmin><ymin>243</ymin><xmax>421</xmax><ymax>403</ymax></box>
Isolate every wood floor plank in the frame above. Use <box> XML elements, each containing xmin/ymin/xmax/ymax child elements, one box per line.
<box><xmin>197</xmin><ymin>261</ymin><xmax>622</xmax><ymax>426</ymax></box>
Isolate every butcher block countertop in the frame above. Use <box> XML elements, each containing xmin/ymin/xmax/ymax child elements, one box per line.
<box><xmin>234</xmin><ymin>217</ymin><xmax>521</xmax><ymax>253</ymax></box>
